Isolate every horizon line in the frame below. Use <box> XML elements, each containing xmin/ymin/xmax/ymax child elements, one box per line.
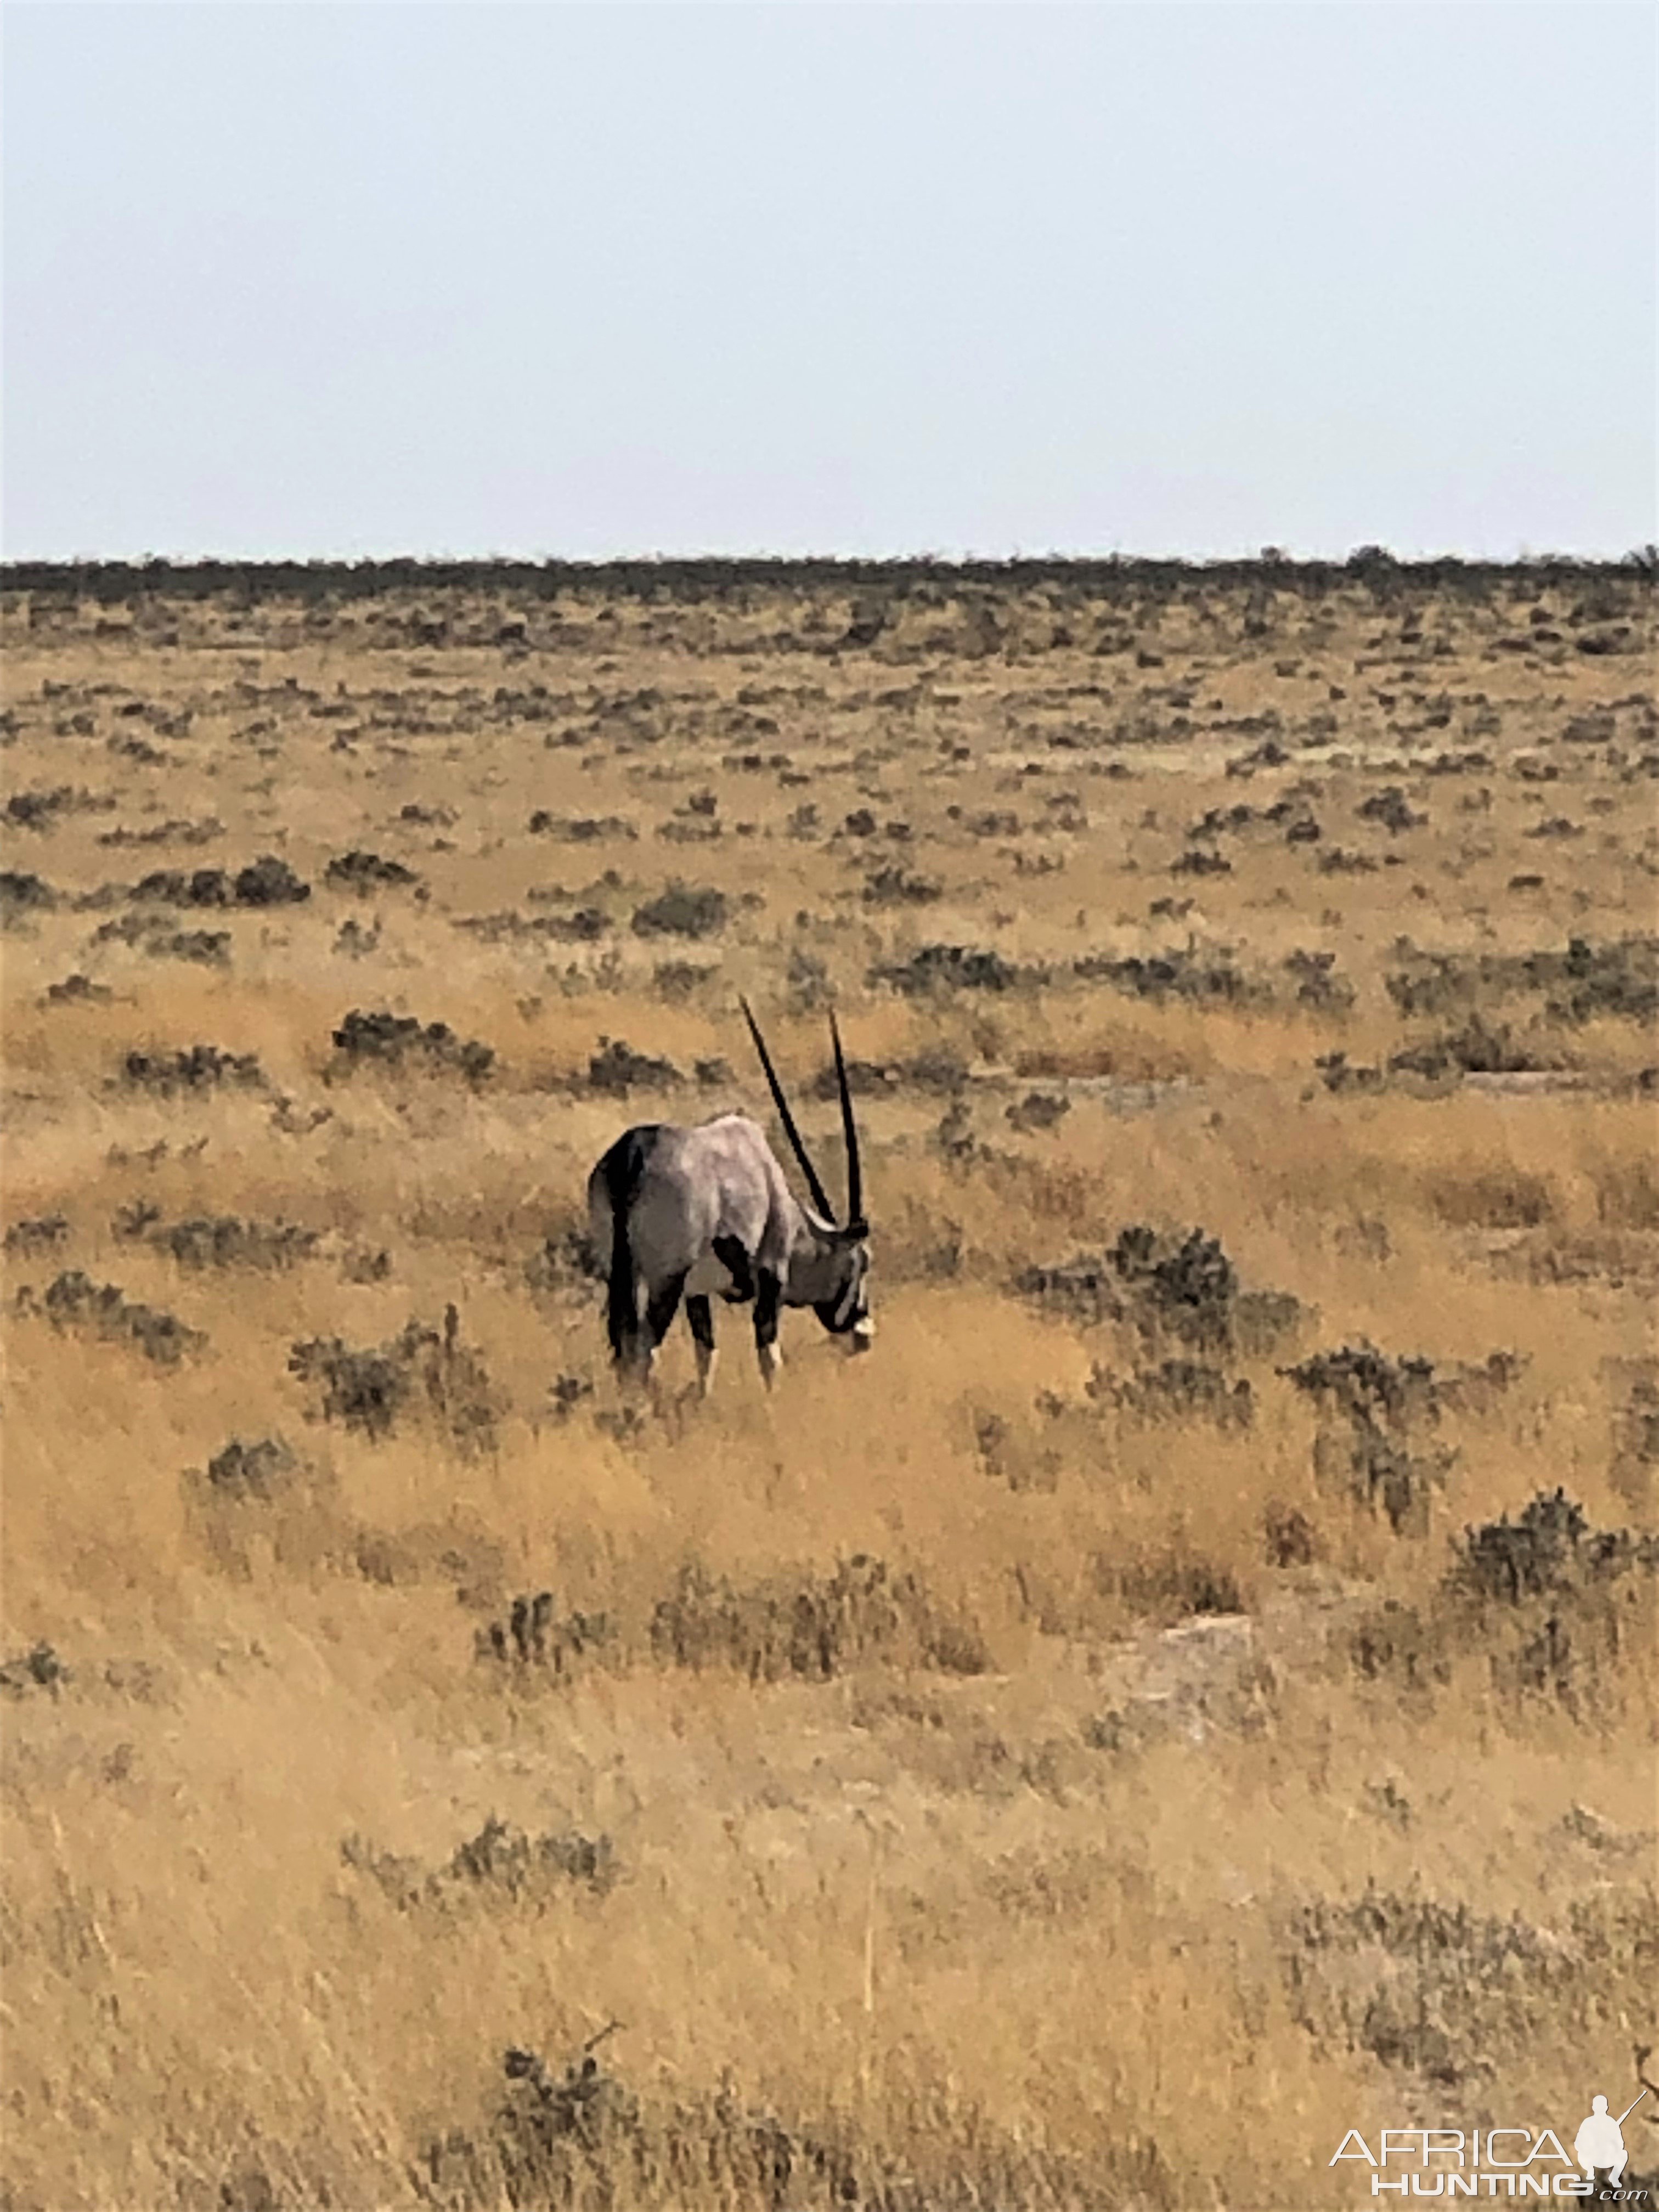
<box><xmin>5</xmin><ymin>546</ymin><xmax>1655</xmax><ymax>576</ymax></box>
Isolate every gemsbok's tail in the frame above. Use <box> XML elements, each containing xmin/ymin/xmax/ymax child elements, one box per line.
<box><xmin>596</xmin><ymin>1128</ymin><xmax>657</xmax><ymax>1365</ymax></box>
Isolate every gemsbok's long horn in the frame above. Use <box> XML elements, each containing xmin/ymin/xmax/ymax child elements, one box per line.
<box><xmin>831</xmin><ymin>1012</ymin><xmax>865</xmax><ymax>1234</ymax></box>
<box><xmin>740</xmin><ymin>997</ymin><xmax>835</xmax><ymax>1222</ymax></box>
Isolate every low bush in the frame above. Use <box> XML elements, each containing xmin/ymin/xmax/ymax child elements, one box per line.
<box><xmin>649</xmin><ymin>1555</ymin><xmax>988</xmax><ymax>1683</ymax></box>
<box><xmin>289</xmin><ymin>1306</ymin><xmax>500</xmax><ymax>1454</ymax></box>
<box><xmin>331</xmin><ymin>1009</ymin><xmax>495</xmax><ymax>1083</ymax></box>
<box><xmin>26</xmin><ymin>1268</ymin><xmax>205</xmax><ymax>1365</ymax></box>
<box><xmin>324</xmin><ymin>849</ymin><xmax>418</xmax><ymax>893</ymax></box>
<box><xmin>121</xmin><ymin>1043</ymin><xmax>264</xmax><ymax>1094</ymax></box>
<box><xmin>631</xmin><ymin>883</ymin><xmax>727</xmax><ymax>939</ymax></box>
<box><xmin>586</xmin><ymin>1036</ymin><xmax>681</xmax><ymax>1094</ymax></box>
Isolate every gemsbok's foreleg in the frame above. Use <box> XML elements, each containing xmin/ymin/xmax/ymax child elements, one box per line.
<box><xmin>753</xmin><ymin>1269</ymin><xmax>783</xmax><ymax>1386</ymax></box>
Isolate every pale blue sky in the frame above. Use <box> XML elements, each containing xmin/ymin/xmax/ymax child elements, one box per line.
<box><xmin>3</xmin><ymin>4</ymin><xmax>1653</xmax><ymax>561</ymax></box>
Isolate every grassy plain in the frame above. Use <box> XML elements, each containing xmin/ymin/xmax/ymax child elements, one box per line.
<box><xmin>2</xmin><ymin>557</ymin><xmax>1655</xmax><ymax>2209</ymax></box>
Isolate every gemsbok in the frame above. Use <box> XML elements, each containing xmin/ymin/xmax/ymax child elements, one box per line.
<box><xmin>586</xmin><ymin>1000</ymin><xmax>872</xmax><ymax>1393</ymax></box>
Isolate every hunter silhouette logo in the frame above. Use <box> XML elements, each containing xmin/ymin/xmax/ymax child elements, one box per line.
<box><xmin>1575</xmin><ymin>2094</ymin><xmax>1646</xmax><ymax>2190</ymax></box>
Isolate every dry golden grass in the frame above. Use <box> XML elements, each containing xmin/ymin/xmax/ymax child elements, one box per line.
<box><xmin>2</xmin><ymin>560</ymin><xmax>1655</xmax><ymax>2209</ymax></box>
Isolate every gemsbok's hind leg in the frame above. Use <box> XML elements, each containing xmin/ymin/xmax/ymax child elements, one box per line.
<box><xmin>613</xmin><ymin>1324</ymin><xmax>652</xmax><ymax>1393</ymax></box>
<box><xmin>607</xmin><ymin>1302</ymin><xmax>650</xmax><ymax>1390</ymax></box>
<box><xmin>642</xmin><ymin>1270</ymin><xmax>688</xmax><ymax>1384</ymax></box>
<box><xmin>685</xmin><ymin>1294</ymin><xmax>717</xmax><ymax>1397</ymax></box>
